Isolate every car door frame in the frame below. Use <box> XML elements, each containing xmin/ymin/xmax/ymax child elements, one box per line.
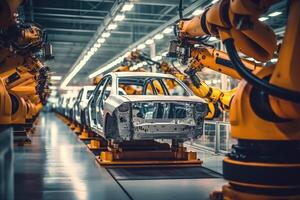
<box><xmin>87</xmin><ymin>76</ymin><xmax>109</xmax><ymax>129</ymax></box>
<box><xmin>95</xmin><ymin>75</ymin><xmax>113</xmax><ymax>130</ymax></box>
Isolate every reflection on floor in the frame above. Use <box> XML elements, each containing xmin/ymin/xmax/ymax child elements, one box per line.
<box><xmin>14</xmin><ymin>112</ymin><xmax>130</xmax><ymax>200</ymax></box>
<box><xmin>14</xmin><ymin>112</ymin><xmax>226</xmax><ymax>200</ymax></box>
<box><xmin>186</xmin><ymin>145</ymin><xmax>224</xmax><ymax>174</ymax></box>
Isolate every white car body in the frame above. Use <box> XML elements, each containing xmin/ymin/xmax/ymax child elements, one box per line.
<box><xmin>89</xmin><ymin>72</ymin><xmax>208</xmax><ymax>142</ymax></box>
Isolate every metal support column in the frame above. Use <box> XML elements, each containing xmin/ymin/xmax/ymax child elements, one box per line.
<box><xmin>215</xmin><ymin>122</ymin><xmax>220</xmax><ymax>154</ymax></box>
<box><xmin>149</xmin><ymin>43</ymin><xmax>157</xmax><ymax>72</ymax></box>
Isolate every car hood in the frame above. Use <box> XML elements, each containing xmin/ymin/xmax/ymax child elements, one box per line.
<box><xmin>121</xmin><ymin>95</ymin><xmax>205</xmax><ymax>103</ymax></box>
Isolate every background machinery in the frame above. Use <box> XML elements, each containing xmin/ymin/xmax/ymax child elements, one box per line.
<box><xmin>0</xmin><ymin>0</ymin><xmax>51</xmax><ymax>144</ymax></box>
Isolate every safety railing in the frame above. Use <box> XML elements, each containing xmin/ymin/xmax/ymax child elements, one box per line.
<box><xmin>188</xmin><ymin>121</ymin><xmax>237</xmax><ymax>155</ymax></box>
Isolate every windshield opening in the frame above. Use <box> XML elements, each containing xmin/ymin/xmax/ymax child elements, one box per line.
<box><xmin>117</xmin><ymin>76</ymin><xmax>189</xmax><ymax>96</ymax></box>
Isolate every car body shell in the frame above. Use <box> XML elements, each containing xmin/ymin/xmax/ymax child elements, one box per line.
<box><xmin>73</xmin><ymin>86</ymin><xmax>95</xmax><ymax>124</ymax></box>
<box><xmin>89</xmin><ymin>72</ymin><xmax>208</xmax><ymax>142</ymax></box>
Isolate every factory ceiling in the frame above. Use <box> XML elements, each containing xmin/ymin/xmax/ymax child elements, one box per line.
<box><xmin>21</xmin><ymin>0</ymin><xmax>288</xmax><ymax>87</ymax></box>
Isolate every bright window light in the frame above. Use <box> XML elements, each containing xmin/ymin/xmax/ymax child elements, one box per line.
<box><xmin>121</xmin><ymin>3</ymin><xmax>134</xmax><ymax>12</ymax></box>
<box><xmin>145</xmin><ymin>39</ymin><xmax>154</xmax><ymax>45</ymax></box>
<box><xmin>192</xmin><ymin>9</ymin><xmax>204</xmax><ymax>16</ymax></box>
<box><xmin>268</xmin><ymin>11</ymin><xmax>282</xmax><ymax>17</ymax></box>
<box><xmin>211</xmin><ymin>0</ymin><xmax>219</xmax><ymax>4</ymax></box>
<box><xmin>163</xmin><ymin>27</ymin><xmax>173</xmax><ymax>34</ymax></box>
<box><xmin>114</xmin><ymin>14</ymin><xmax>125</xmax><ymax>21</ymax></box>
<box><xmin>137</xmin><ymin>44</ymin><xmax>146</xmax><ymax>50</ymax></box>
<box><xmin>107</xmin><ymin>23</ymin><xmax>118</xmax><ymax>30</ymax></box>
<box><xmin>154</xmin><ymin>33</ymin><xmax>164</xmax><ymax>40</ymax></box>
<box><xmin>259</xmin><ymin>17</ymin><xmax>269</xmax><ymax>21</ymax></box>
<box><xmin>101</xmin><ymin>32</ymin><xmax>111</xmax><ymax>38</ymax></box>
<box><xmin>97</xmin><ymin>38</ymin><xmax>106</xmax><ymax>43</ymax></box>
<box><xmin>50</xmin><ymin>76</ymin><xmax>62</xmax><ymax>81</ymax></box>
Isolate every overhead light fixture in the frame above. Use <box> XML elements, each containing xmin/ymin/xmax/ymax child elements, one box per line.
<box><xmin>50</xmin><ymin>76</ymin><xmax>62</xmax><ymax>81</ymax></box>
<box><xmin>61</xmin><ymin>1</ymin><xmax>130</xmax><ymax>88</ymax></box>
<box><xmin>192</xmin><ymin>9</ymin><xmax>204</xmax><ymax>16</ymax></box>
<box><xmin>145</xmin><ymin>39</ymin><xmax>154</xmax><ymax>45</ymax></box>
<box><xmin>268</xmin><ymin>11</ymin><xmax>282</xmax><ymax>17</ymax></box>
<box><xmin>114</xmin><ymin>14</ymin><xmax>125</xmax><ymax>21</ymax></box>
<box><xmin>87</xmin><ymin>50</ymin><xmax>95</xmax><ymax>57</ymax></box>
<box><xmin>259</xmin><ymin>17</ymin><xmax>269</xmax><ymax>21</ymax></box>
<box><xmin>107</xmin><ymin>23</ymin><xmax>118</xmax><ymax>30</ymax></box>
<box><xmin>137</xmin><ymin>44</ymin><xmax>146</xmax><ymax>50</ymax></box>
<box><xmin>163</xmin><ymin>27</ymin><xmax>173</xmax><ymax>34</ymax></box>
<box><xmin>94</xmin><ymin>43</ymin><xmax>101</xmax><ymax>48</ymax></box>
<box><xmin>97</xmin><ymin>38</ymin><xmax>106</xmax><ymax>43</ymax></box>
<box><xmin>124</xmin><ymin>52</ymin><xmax>131</xmax><ymax>57</ymax></box>
<box><xmin>101</xmin><ymin>32</ymin><xmax>111</xmax><ymax>38</ymax></box>
<box><xmin>91</xmin><ymin>47</ymin><xmax>98</xmax><ymax>53</ymax></box>
<box><xmin>121</xmin><ymin>2</ymin><xmax>134</xmax><ymax>12</ymax></box>
<box><xmin>84</xmin><ymin>54</ymin><xmax>91</xmax><ymax>60</ymax></box>
<box><xmin>154</xmin><ymin>33</ymin><xmax>164</xmax><ymax>40</ymax></box>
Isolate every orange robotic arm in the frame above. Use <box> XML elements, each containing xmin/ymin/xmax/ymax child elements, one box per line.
<box><xmin>179</xmin><ymin>0</ymin><xmax>277</xmax><ymax>62</ymax></box>
<box><xmin>173</xmin><ymin>0</ymin><xmax>300</xmax><ymax>199</ymax></box>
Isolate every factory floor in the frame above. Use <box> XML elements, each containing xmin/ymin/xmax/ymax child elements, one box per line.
<box><xmin>14</xmin><ymin>112</ymin><xmax>226</xmax><ymax>200</ymax></box>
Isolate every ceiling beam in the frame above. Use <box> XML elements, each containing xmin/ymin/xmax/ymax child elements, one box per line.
<box><xmin>33</xmin><ymin>7</ymin><xmax>108</xmax><ymax>14</ymax></box>
<box><xmin>46</xmin><ymin>27</ymin><xmax>149</xmax><ymax>36</ymax></box>
<box><xmin>71</xmin><ymin>0</ymin><xmax>182</xmax><ymax>6</ymax></box>
<box><xmin>33</xmin><ymin>12</ymin><xmax>104</xmax><ymax>20</ymax></box>
<box><xmin>46</xmin><ymin>28</ymin><xmax>95</xmax><ymax>33</ymax></box>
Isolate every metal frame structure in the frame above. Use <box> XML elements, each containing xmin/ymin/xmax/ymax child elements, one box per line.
<box><xmin>23</xmin><ymin>0</ymin><xmax>288</xmax><ymax>87</ymax></box>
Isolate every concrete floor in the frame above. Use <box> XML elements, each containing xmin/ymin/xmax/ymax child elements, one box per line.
<box><xmin>14</xmin><ymin>112</ymin><xmax>226</xmax><ymax>200</ymax></box>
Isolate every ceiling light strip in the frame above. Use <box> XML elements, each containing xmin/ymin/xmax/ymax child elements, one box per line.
<box><xmin>89</xmin><ymin>0</ymin><xmax>207</xmax><ymax>78</ymax></box>
<box><xmin>60</xmin><ymin>0</ymin><xmax>134</xmax><ymax>89</ymax></box>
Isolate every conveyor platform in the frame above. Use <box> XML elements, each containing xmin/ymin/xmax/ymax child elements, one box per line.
<box><xmin>14</xmin><ymin>112</ymin><xmax>226</xmax><ymax>200</ymax></box>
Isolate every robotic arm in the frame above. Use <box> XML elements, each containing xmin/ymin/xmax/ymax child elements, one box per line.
<box><xmin>172</xmin><ymin>0</ymin><xmax>300</xmax><ymax>199</ymax></box>
<box><xmin>0</xmin><ymin>15</ymin><xmax>50</xmax><ymax>125</ymax></box>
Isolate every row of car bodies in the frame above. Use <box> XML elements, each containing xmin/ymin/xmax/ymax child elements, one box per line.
<box><xmin>56</xmin><ymin>72</ymin><xmax>208</xmax><ymax>143</ymax></box>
